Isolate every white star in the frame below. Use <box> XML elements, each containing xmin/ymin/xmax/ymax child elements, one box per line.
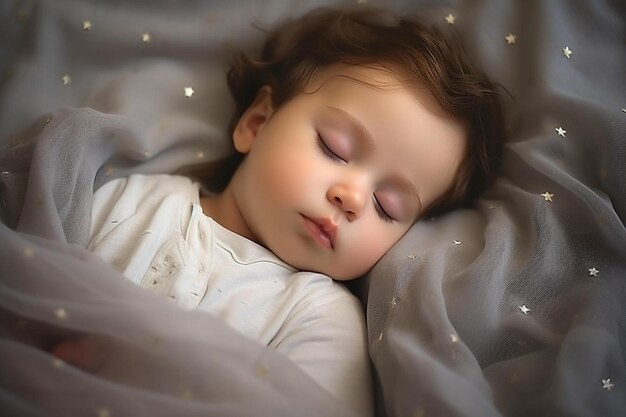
<box><xmin>179</xmin><ymin>388</ymin><xmax>194</xmax><ymax>399</ymax></box>
<box><xmin>588</xmin><ymin>267</ymin><xmax>599</xmax><ymax>277</ymax></box>
<box><xmin>82</xmin><ymin>20</ymin><xmax>92</xmax><ymax>31</ymax></box>
<box><xmin>541</xmin><ymin>192</ymin><xmax>554</xmax><ymax>202</ymax></box>
<box><xmin>453</xmin><ymin>240</ymin><xmax>462</xmax><ymax>246</ymax></box>
<box><xmin>184</xmin><ymin>86</ymin><xmax>194</xmax><ymax>97</ymax></box>
<box><xmin>505</xmin><ymin>33</ymin><xmax>517</xmax><ymax>45</ymax></box>
<box><xmin>62</xmin><ymin>74</ymin><xmax>72</xmax><ymax>85</ymax></box>
<box><xmin>407</xmin><ymin>254</ymin><xmax>416</xmax><ymax>259</ymax></box>
<box><xmin>142</xmin><ymin>32</ymin><xmax>151</xmax><ymax>43</ymax></box>
<box><xmin>444</xmin><ymin>14</ymin><xmax>456</xmax><ymax>24</ymax></box>
<box><xmin>602</xmin><ymin>378</ymin><xmax>614</xmax><ymax>391</ymax></box>
<box><xmin>378</xmin><ymin>332</ymin><xmax>383</xmax><ymax>341</ymax></box>
<box><xmin>562</xmin><ymin>46</ymin><xmax>573</xmax><ymax>58</ymax></box>
<box><xmin>55</xmin><ymin>308</ymin><xmax>68</xmax><ymax>320</ymax></box>
<box><xmin>621</xmin><ymin>108</ymin><xmax>626</xmax><ymax>113</ymax></box>
<box><xmin>555</xmin><ymin>126</ymin><xmax>567</xmax><ymax>137</ymax></box>
<box><xmin>450</xmin><ymin>334</ymin><xmax>459</xmax><ymax>343</ymax></box>
<box><xmin>519</xmin><ymin>305</ymin><xmax>530</xmax><ymax>315</ymax></box>
<box><xmin>390</xmin><ymin>297</ymin><xmax>397</xmax><ymax>307</ymax></box>
<box><xmin>96</xmin><ymin>409</ymin><xmax>111</xmax><ymax>417</ymax></box>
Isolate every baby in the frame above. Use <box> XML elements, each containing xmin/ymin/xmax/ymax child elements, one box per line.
<box><xmin>53</xmin><ymin>7</ymin><xmax>504</xmax><ymax>415</ymax></box>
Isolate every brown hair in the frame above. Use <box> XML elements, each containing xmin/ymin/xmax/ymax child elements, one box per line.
<box><xmin>186</xmin><ymin>7</ymin><xmax>505</xmax><ymax>218</ymax></box>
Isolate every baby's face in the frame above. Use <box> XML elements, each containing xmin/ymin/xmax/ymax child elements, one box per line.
<box><xmin>230</xmin><ymin>65</ymin><xmax>466</xmax><ymax>280</ymax></box>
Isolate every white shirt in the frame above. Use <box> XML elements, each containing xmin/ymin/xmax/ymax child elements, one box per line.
<box><xmin>87</xmin><ymin>174</ymin><xmax>373</xmax><ymax>415</ymax></box>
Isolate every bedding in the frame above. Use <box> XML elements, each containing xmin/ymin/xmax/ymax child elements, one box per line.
<box><xmin>1</xmin><ymin>0</ymin><xmax>625</xmax><ymax>416</ymax></box>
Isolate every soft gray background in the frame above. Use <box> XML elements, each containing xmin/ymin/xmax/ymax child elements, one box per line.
<box><xmin>1</xmin><ymin>0</ymin><xmax>625</xmax><ymax>416</ymax></box>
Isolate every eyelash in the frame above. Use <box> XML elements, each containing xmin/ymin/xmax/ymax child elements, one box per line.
<box><xmin>374</xmin><ymin>196</ymin><xmax>394</xmax><ymax>223</ymax></box>
<box><xmin>316</xmin><ymin>133</ymin><xmax>395</xmax><ymax>223</ymax></box>
<box><xmin>316</xmin><ymin>133</ymin><xmax>344</xmax><ymax>163</ymax></box>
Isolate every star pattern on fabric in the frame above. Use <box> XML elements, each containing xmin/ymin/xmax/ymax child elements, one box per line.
<box><xmin>453</xmin><ymin>240</ymin><xmax>462</xmax><ymax>246</ymax></box>
<box><xmin>555</xmin><ymin>126</ymin><xmax>567</xmax><ymax>137</ymax></box>
<box><xmin>82</xmin><ymin>20</ymin><xmax>92</xmax><ymax>31</ymax></box>
<box><xmin>253</xmin><ymin>363</ymin><xmax>269</xmax><ymax>379</ymax></box>
<box><xmin>406</xmin><ymin>254</ymin><xmax>416</xmax><ymax>259</ymax></box>
<box><xmin>602</xmin><ymin>378</ymin><xmax>614</xmax><ymax>390</ymax></box>
<box><xmin>96</xmin><ymin>408</ymin><xmax>111</xmax><ymax>417</ymax></box>
<box><xmin>562</xmin><ymin>46</ymin><xmax>573</xmax><ymax>58</ymax></box>
<box><xmin>62</xmin><ymin>74</ymin><xmax>72</xmax><ymax>85</ymax></box>
<box><xmin>444</xmin><ymin>14</ymin><xmax>456</xmax><ymax>24</ymax></box>
<box><xmin>184</xmin><ymin>86</ymin><xmax>195</xmax><ymax>97</ymax></box>
<box><xmin>505</xmin><ymin>33</ymin><xmax>517</xmax><ymax>44</ymax></box>
<box><xmin>147</xmin><ymin>334</ymin><xmax>163</xmax><ymax>348</ymax></box>
<box><xmin>450</xmin><ymin>333</ymin><xmax>459</xmax><ymax>343</ymax></box>
<box><xmin>378</xmin><ymin>332</ymin><xmax>383</xmax><ymax>341</ymax></box>
<box><xmin>588</xmin><ymin>267</ymin><xmax>599</xmax><ymax>277</ymax></box>
<box><xmin>1</xmin><ymin>171</ymin><xmax>9</xmax><ymax>175</ymax></box>
<box><xmin>55</xmin><ymin>308</ymin><xmax>68</xmax><ymax>320</ymax></box>
<box><xmin>621</xmin><ymin>108</ymin><xmax>626</xmax><ymax>113</ymax></box>
<box><xmin>179</xmin><ymin>388</ymin><xmax>194</xmax><ymax>399</ymax></box>
<box><xmin>52</xmin><ymin>358</ymin><xmax>65</xmax><ymax>368</ymax></box>
<box><xmin>142</xmin><ymin>32</ymin><xmax>151</xmax><ymax>43</ymax></box>
<box><xmin>15</xmin><ymin>9</ymin><xmax>29</xmax><ymax>21</ymax></box>
<box><xmin>519</xmin><ymin>305</ymin><xmax>530</xmax><ymax>315</ymax></box>
<box><xmin>390</xmin><ymin>297</ymin><xmax>397</xmax><ymax>308</ymax></box>
<box><xmin>413</xmin><ymin>407</ymin><xmax>426</xmax><ymax>417</ymax></box>
<box><xmin>541</xmin><ymin>192</ymin><xmax>554</xmax><ymax>202</ymax></box>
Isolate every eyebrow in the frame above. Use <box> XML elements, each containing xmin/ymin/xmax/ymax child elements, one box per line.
<box><xmin>325</xmin><ymin>105</ymin><xmax>423</xmax><ymax>213</ymax></box>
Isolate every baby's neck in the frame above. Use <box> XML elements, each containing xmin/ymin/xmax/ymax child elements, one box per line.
<box><xmin>199</xmin><ymin>190</ymin><xmax>257</xmax><ymax>244</ymax></box>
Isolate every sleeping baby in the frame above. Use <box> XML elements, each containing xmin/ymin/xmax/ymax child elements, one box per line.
<box><xmin>51</xmin><ymin>7</ymin><xmax>504</xmax><ymax>415</ymax></box>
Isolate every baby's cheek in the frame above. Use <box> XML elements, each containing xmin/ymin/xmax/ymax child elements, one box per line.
<box><xmin>346</xmin><ymin>238</ymin><xmax>391</xmax><ymax>274</ymax></box>
<box><xmin>263</xmin><ymin>153</ymin><xmax>315</xmax><ymax>197</ymax></box>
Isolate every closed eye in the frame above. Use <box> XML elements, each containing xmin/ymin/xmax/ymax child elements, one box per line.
<box><xmin>316</xmin><ymin>134</ymin><xmax>346</xmax><ymax>163</ymax></box>
<box><xmin>373</xmin><ymin>195</ymin><xmax>394</xmax><ymax>223</ymax></box>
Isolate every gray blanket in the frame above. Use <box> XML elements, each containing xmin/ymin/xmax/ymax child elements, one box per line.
<box><xmin>1</xmin><ymin>0</ymin><xmax>625</xmax><ymax>416</ymax></box>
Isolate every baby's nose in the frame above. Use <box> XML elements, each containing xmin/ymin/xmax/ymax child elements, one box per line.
<box><xmin>327</xmin><ymin>184</ymin><xmax>366</xmax><ymax>222</ymax></box>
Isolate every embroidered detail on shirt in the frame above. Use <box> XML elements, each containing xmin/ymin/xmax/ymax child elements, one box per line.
<box><xmin>141</xmin><ymin>238</ymin><xmax>186</xmax><ymax>298</ymax></box>
<box><xmin>141</xmin><ymin>235</ymin><xmax>210</xmax><ymax>310</ymax></box>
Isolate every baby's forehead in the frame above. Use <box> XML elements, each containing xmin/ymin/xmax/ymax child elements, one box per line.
<box><xmin>305</xmin><ymin>64</ymin><xmax>451</xmax><ymax>119</ymax></box>
<box><xmin>306</xmin><ymin>64</ymin><xmax>408</xmax><ymax>92</ymax></box>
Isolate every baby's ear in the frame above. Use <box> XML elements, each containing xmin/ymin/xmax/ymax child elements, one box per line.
<box><xmin>233</xmin><ymin>86</ymin><xmax>274</xmax><ymax>153</ymax></box>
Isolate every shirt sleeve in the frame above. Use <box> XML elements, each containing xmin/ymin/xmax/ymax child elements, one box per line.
<box><xmin>269</xmin><ymin>283</ymin><xmax>374</xmax><ymax>417</ymax></box>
